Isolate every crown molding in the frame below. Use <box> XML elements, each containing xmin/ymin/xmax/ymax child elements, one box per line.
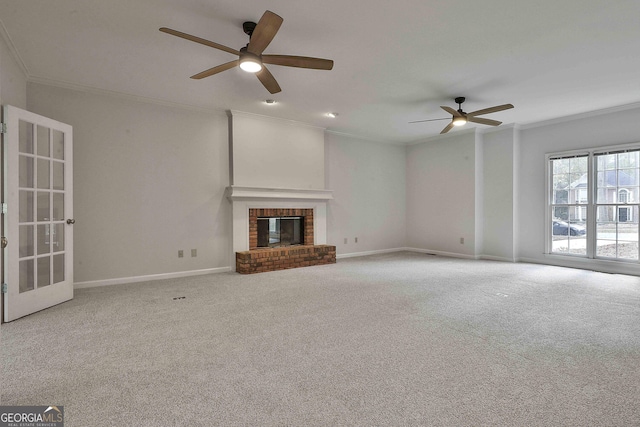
<box><xmin>0</xmin><ymin>18</ymin><xmax>29</xmax><ymax>77</ymax></box>
<box><xmin>28</xmin><ymin>75</ymin><xmax>229</xmax><ymax>116</ymax></box>
<box><xmin>324</xmin><ymin>129</ymin><xmax>405</xmax><ymax>145</ymax></box>
<box><xmin>521</xmin><ymin>101</ymin><xmax>640</xmax><ymax>130</ymax></box>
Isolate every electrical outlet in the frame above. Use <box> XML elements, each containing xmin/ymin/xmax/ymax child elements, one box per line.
<box><xmin>460</xmin><ymin>237</ymin><xmax>464</xmax><ymax>244</ymax></box>
<box><xmin>191</xmin><ymin>249</ymin><xmax>197</xmax><ymax>257</ymax></box>
<box><xmin>178</xmin><ymin>250</ymin><xmax>184</xmax><ymax>258</ymax></box>
<box><xmin>344</xmin><ymin>238</ymin><xmax>348</xmax><ymax>244</ymax></box>
<box><xmin>355</xmin><ymin>237</ymin><xmax>358</xmax><ymax>243</ymax></box>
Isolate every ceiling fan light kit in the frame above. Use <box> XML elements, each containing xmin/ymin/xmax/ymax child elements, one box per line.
<box><xmin>452</xmin><ymin>116</ymin><xmax>467</xmax><ymax>126</ymax></box>
<box><xmin>239</xmin><ymin>50</ymin><xmax>262</xmax><ymax>73</ymax></box>
<box><xmin>160</xmin><ymin>10</ymin><xmax>334</xmax><ymax>94</ymax></box>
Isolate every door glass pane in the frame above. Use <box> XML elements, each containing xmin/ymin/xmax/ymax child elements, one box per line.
<box><xmin>19</xmin><ymin>225</ymin><xmax>34</xmax><ymax>257</ymax></box>
<box><xmin>37</xmin><ymin>224</ymin><xmax>50</xmax><ymax>255</ymax></box>
<box><xmin>37</xmin><ymin>192</ymin><xmax>50</xmax><ymax>221</ymax></box>
<box><xmin>53</xmin><ymin>162</ymin><xmax>64</xmax><ymax>190</ymax></box>
<box><xmin>19</xmin><ymin>120</ymin><xmax>34</xmax><ymax>154</ymax></box>
<box><xmin>37</xmin><ymin>159</ymin><xmax>50</xmax><ymax>189</ymax></box>
<box><xmin>19</xmin><ymin>259</ymin><xmax>35</xmax><ymax>293</ymax></box>
<box><xmin>53</xmin><ymin>254</ymin><xmax>65</xmax><ymax>284</ymax></box>
<box><xmin>53</xmin><ymin>130</ymin><xmax>64</xmax><ymax>160</ymax></box>
<box><xmin>37</xmin><ymin>125</ymin><xmax>50</xmax><ymax>156</ymax></box>
<box><xmin>19</xmin><ymin>156</ymin><xmax>34</xmax><ymax>188</ymax></box>
<box><xmin>38</xmin><ymin>257</ymin><xmax>51</xmax><ymax>288</ymax></box>
<box><xmin>52</xmin><ymin>224</ymin><xmax>64</xmax><ymax>252</ymax></box>
<box><xmin>52</xmin><ymin>193</ymin><xmax>64</xmax><ymax>221</ymax></box>
<box><xmin>19</xmin><ymin>190</ymin><xmax>34</xmax><ymax>222</ymax></box>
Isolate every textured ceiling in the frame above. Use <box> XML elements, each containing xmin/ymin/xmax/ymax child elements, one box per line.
<box><xmin>1</xmin><ymin>0</ymin><xmax>639</xmax><ymax>143</ymax></box>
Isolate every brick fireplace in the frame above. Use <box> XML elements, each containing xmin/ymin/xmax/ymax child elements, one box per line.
<box><xmin>227</xmin><ymin>186</ymin><xmax>336</xmax><ymax>273</ymax></box>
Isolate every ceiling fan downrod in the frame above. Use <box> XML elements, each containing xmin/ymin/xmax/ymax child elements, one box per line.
<box><xmin>455</xmin><ymin>96</ymin><xmax>466</xmax><ymax>114</ymax></box>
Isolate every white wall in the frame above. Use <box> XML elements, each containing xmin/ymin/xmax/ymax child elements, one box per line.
<box><xmin>481</xmin><ymin>126</ymin><xmax>519</xmax><ymax>261</ymax></box>
<box><xmin>406</xmin><ymin>129</ymin><xmax>479</xmax><ymax>257</ymax></box>
<box><xmin>325</xmin><ymin>132</ymin><xmax>406</xmax><ymax>255</ymax></box>
<box><xmin>231</xmin><ymin>112</ymin><xmax>325</xmax><ymax>189</ymax></box>
<box><xmin>27</xmin><ymin>83</ymin><xmax>230</xmax><ymax>284</ymax></box>
<box><xmin>0</xmin><ymin>35</ymin><xmax>27</xmax><ymax>109</ymax></box>
<box><xmin>518</xmin><ymin>104</ymin><xmax>640</xmax><ymax>271</ymax></box>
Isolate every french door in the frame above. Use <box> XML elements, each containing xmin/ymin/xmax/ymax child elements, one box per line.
<box><xmin>2</xmin><ymin>105</ymin><xmax>74</xmax><ymax>322</ymax></box>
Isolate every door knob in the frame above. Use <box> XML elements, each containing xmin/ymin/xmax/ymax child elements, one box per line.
<box><xmin>1</xmin><ymin>236</ymin><xmax>7</xmax><ymax>248</ymax></box>
<box><xmin>66</xmin><ymin>219</ymin><xmax>76</xmax><ymax>225</ymax></box>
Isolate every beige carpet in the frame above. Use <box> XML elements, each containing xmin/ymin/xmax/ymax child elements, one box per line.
<box><xmin>2</xmin><ymin>252</ymin><xmax>639</xmax><ymax>426</ymax></box>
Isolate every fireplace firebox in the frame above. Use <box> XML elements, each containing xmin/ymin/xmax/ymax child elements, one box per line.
<box><xmin>249</xmin><ymin>208</ymin><xmax>314</xmax><ymax>250</ymax></box>
<box><xmin>257</xmin><ymin>216</ymin><xmax>303</xmax><ymax>247</ymax></box>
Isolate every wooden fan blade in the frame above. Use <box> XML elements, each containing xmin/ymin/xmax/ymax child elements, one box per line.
<box><xmin>263</xmin><ymin>55</ymin><xmax>333</xmax><ymax>70</ymax></box>
<box><xmin>467</xmin><ymin>116</ymin><xmax>502</xmax><ymax>126</ymax></box>
<box><xmin>190</xmin><ymin>60</ymin><xmax>239</xmax><ymax>79</ymax></box>
<box><xmin>247</xmin><ymin>11</ymin><xmax>283</xmax><ymax>55</ymax></box>
<box><xmin>409</xmin><ymin>118</ymin><xmax>450</xmax><ymax>124</ymax></box>
<box><xmin>159</xmin><ymin>27</ymin><xmax>240</xmax><ymax>56</ymax></box>
<box><xmin>440</xmin><ymin>122</ymin><xmax>455</xmax><ymax>134</ymax></box>
<box><xmin>441</xmin><ymin>106</ymin><xmax>462</xmax><ymax>117</ymax></box>
<box><xmin>256</xmin><ymin>66</ymin><xmax>281</xmax><ymax>94</ymax></box>
<box><xmin>467</xmin><ymin>103</ymin><xmax>514</xmax><ymax>117</ymax></box>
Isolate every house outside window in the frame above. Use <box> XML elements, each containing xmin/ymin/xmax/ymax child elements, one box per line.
<box><xmin>548</xmin><ymin>147</ymin><xmax>640</xmax><ymax>261</ymax></box>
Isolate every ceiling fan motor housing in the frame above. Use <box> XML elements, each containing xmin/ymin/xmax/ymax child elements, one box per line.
<box><xmin>243</xmin><ymin>21</ymin><xmax>257</xmax><ymax>37</ymax></box>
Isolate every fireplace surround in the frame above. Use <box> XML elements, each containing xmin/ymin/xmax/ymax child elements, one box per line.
<box><xmin>227</xmin><ymin>186</ymin><xmax>336</xmax><ymax>273</ymax></box>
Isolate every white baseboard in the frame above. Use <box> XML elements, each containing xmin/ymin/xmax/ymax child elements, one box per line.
<box><xmin>403</xmin><ymin>247</ymin><xmax>478</xmax><ymax>260</ymax></box>
<box><xmin>478</xmin><ymin>254</ymin><xmax>517</xmax><ymax>262</ymax></box>
<box><xmin>74</xmin><ymin>266</ymin><xmax>232</xmax><ymax>289</ymax></box>
<box><xmin>337</xmin><ymin>247</ymin><xmax>486</xmax><ymax>261</ymax></box>
<box><xmin>336</xmin><ymin>247</ymin><xmax>407</xmax><ymax>259</ymax></box>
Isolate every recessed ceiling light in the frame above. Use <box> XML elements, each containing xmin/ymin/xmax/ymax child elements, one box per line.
<box><xmin>265</xmin><ymin>99</ymin><xmax>277</xmax><ymax>105</ymax></box>
<box><xmin>326</xmin><ymin>112</ymin><xmax>338</xmax><ymax>118</ymax></box>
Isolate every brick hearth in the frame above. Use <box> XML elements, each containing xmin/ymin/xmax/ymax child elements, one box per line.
<box><xmin>236</xmin><ymin>245</ymin><xmax>336</xmax><ymax>274</ymax></box>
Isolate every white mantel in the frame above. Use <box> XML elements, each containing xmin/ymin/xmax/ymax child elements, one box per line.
<box><xmin>226</xmin><ymin>186</ymin><xmax>333</xmax><ymax>202</ymax></box>
<box><xmin>227</xmin><ymin>186</ymin><xmax>333</xmax><ymax>269</ymax></box>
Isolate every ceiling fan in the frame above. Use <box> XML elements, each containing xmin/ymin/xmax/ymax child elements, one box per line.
<box><xmin>410</xmin><ymin>97</ymin><xmax>514</xmax><ymax>134</ymax></box>
<box><xmin>160</xmin><ymin>10</ymin><xmax>334</xmax><ymax>94</ymax></box>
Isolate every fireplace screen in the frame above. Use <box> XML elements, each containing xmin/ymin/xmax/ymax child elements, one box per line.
<box><xmin>257</xmin><ymin>217</ymin><xmax>303</xmax><ymax>247</ymax></box>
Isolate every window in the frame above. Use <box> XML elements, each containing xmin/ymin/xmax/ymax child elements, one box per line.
<box><xmin>549</xmin><ymin>155</ymin><xmax>588</xmax><ymax>256</ymax></box>
<box><xmin>548</xmin><ymin>147</ymin><xmax>640</xmax><ymax>261</ymax></box>
<box><xmin>595</xmin><ymin>150</ymin><xmax>639</xmax><ymax>259</ymax></box>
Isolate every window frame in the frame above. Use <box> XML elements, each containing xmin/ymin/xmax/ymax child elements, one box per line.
<box><xmin>546</xmin><ymin>143</ymin><xmax>640</xmax><ymax>263</ymax></box>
